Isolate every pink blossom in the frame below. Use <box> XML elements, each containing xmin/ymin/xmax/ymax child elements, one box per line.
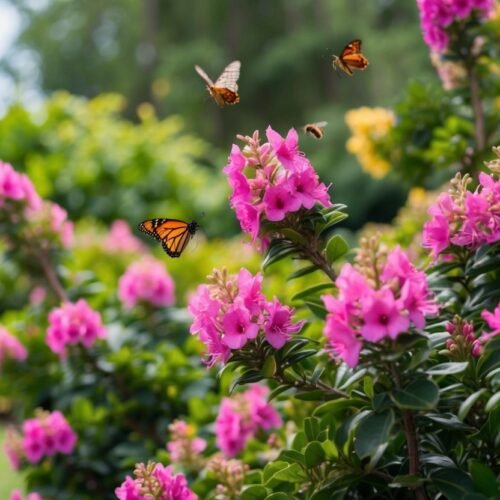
<box><xmin>0</xmin><ymin>161</ymin><xmax>42</xmax><ymax>210</ymax></box>
<box><xmin>322</xmin><ymin>246</ymin><xmax>437</xmax><ymax>367</ymax></box>
<box><xmin>423</xmin><ymin>172</ymin><xmax>500</xmax><ymax>258</ymax></box>
<box><xmin>116</xmin><ymin>464</ymin><xmax>197</xmax><ymax>500</ymax></box>
<box><xmin>263</xmin><ymin>183</ymin><xmax>301</xmax><ymax>221</ymax></box>
<box><xmin>46</xmin><ymin>299</ymin><xmax>106</xmax><ymax>358</ymax></box>
<box><xmin>215</xmin><ymin>386</ymin><xmax>281</xmax><ymax>457</ymax></box>
<box><xmin>0</xmin><ymin>326</ymin><xmax>28</xmax><ymax>368</ymax></box>
<box><xmin>288</xmin><ymin>165</ymin><xmax>332</xmax><ymax>209</ymax></box>
<box><xmin>118</xmin><ymin>256</ymin><xmax>175</xmax><ymax>309</ymax></box>
<box><xmin>222</xmin><ymin>304</ymin><xmax>259</xmax><ymax>349</ymax></box>
<box><xmin>167</xmin><ymin>420</ymin><xmax>206</xmax><ymax>466</ymax></box>
<box><xmin>105</xmin><ymin>220</ymin><xmax>146</xmax><ymax>253</ymax></box>
<box><xmin>361</xmin><ymin>289</ymin><xmax>410</xmax><ymax>341</ymax></box>
<box><xmin>266</xmin><ymin>126</ymin><xmax>301</xmax><ymax>170</ymax></box>
<box><xmin>263</xmin><ymin>298</ymin><xmax>304</xmax><ymax>349</ymax></box>
<box><xmin>9</xmin><ymin>491</ymin><xmax>42</xmax><ymax>500</ymax></box>
<box><xmin>29</xmin><ymin>286</ymin><xmax>47</xmax><ymax>306</ymax></box>
<box><xmin>49</xmin><ymin>203</ymin><xmax>73</xmax><ymax>248</ymax></box>
<box><xmin>189</xmin><ymin>268</ymin><xmax>302</xmax><ymax>366</ymax></box>
<box><xmin>21</xmin><ymin>411</ymin><xmax>76</xmax><ymax>464</ymax></box>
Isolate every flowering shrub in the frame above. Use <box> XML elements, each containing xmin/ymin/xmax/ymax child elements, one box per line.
<box><xmin>46</xmin><ymin>299</ymin><xmax>106</xmax><ymax>357</ymax></box>
<box><xmin>166</xmin><ymin>421</ymin><xmax>206</xmax><ymax>470</ymax></box>
<box><xmin>115</xmin><ymin>462</ymin><xmax>197</xmax><ymax>500</ymax></box>
<box><xmin>322</xmin><ymin>243</ymin><xmax>439</xmax><ymax>367</ymax></box>
<box><xmin>5</xmin><ymin>410</ymin><xmax>76</xmax><ymax>466</ymax></box>
<box><xmin>189</xmin><ymin>268</ymin><xmax>303</xmax><ymax>366</ymax></box>
<box><xmin>9</xmin><ymin>491</ymin><xmax>42</xmax><ymax>500</ymax></box>
<box><xmin>118</xmin><ymin>257</ymin><xmax>175</xmax><ymax>309</ymax></box>
<box><xmin>215</xmin><ymin>385</ymin><xmax>281</xmax><ymax>456</ymax></box>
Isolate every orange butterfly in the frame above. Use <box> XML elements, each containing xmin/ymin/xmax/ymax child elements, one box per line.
<box><xmin>138</xmin><ymin>218</ymin><xmax>198</xmax><ymax>258</ymax></box>
<box><xmin>195</xmin><ymin>61</ymin><xmax>241</xmax><ymax>106</ymax></box>
<box><xmin>303</xmin><ymin>121</ymin><xmax>328</xmax><ymax>139</ymax></box>
<box><xmin>332</xmin><ymin>40</ymin><xmax>369</xmax><ymax>76</ymax></box>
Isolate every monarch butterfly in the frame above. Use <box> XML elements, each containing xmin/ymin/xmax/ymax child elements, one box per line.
<box><xmin>138</xmin><ymin>218</ymin><xmax>198</xmax><ymax>258</ymax></box>
<box><xmin>332</xmin><ymin>39</ymin><xmax>369</xmax><ymax>76</ymax></box>
<box><xmin>195</xmin><ymin>61</ymin><xmax>241</xmax><ymax>106</ymax></box>
<box><xmin>303</xmin><ymin>121</ymin><xmax>328</xmax><ymax>139</ymax></box>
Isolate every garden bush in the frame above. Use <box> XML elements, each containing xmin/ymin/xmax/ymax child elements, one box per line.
<box><xmin>1</xmin><ymin>1</ymin><xmax>499</xmax><ymax>499</ymax></box>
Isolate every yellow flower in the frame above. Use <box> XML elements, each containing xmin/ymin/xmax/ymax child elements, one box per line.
<box><xmin>345</xmin><ymin>107</ymin><xmax>394</xmax><ymax>178</ymax></box>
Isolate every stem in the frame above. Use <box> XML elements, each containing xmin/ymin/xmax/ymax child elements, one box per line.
<box><xmin>275</xmin><ymin>373</ymin><xmax>348</xmax><ymax>399</ymax></box>
<box><xmin>465</xmin><ymin>60</ymin><xmax>486</xmax><ymax>152</ymax></box>
<box><xmin>35</xmin><ymin>249</ymin><xmax>69</xmax><ymax>302</ymax></box>
<box><xmin>304</xmin><ymin>245</ymin><xmax>337</xmax><ymax>282</ymax></box>
<box><xmin>390</xmin><ymin>365</ymin><xmax>427</xmax><ymax>500</ymax></box>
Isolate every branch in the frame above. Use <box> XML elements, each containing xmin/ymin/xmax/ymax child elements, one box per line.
<box><xmin>35</xmin><ymin>249</ymin><xmax>69</xmax><ymax>303</ymax></box>
<box><xmin>465</xmin><ymin>60</ymin><xmax>486</xmax><ymax>152</ymax></box>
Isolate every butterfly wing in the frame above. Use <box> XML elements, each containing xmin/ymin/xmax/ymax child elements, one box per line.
<box><xmin>214</xmin><ymin>60</ymin><xmax>241</xmax><ymax>92</ymax></box>
<box><xmin>139</xmin><ymin>219</ymin><xmax>195</xmax><ymax>258</ymax></box>
<box><xmin>195</xmin><ymin>65</ymin><xmax>214</xmax><ymax>87</ymax></box>
<box><xmin>341</xmin><ymin>39</ymin><xmax>362</xmax><ymax>57</ymax></box>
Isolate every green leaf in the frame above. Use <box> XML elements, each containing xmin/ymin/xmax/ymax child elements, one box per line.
<box><xmin>294</xmin><ymin>389</ymin><xmax>329</xmax><ymax>401</ymax></box>
<box><xmin>325</xmin><ymin>234</ymin><xmax>349</xmax><ymax>265</ymax></box>
<box><xmin>422</xmin><ymin>413</ymin><xmax>474</xmax><ymax>430</ymax></box>
<box><xmin>262</xmin><ymin>355</ymin><xmax>277</xmax><ymax>377</ymax></box>
<box><xmin>458</xmin><ymin>389</ymin><xmax>487</xmax><ymax>421</ymax></box>
<box><xmin>240</xmin><ymin>485</ymin><xmax>268</xmax><ymax>500</ymax></box>
<box><xmin>427</xmin><ymin>361</ymin><xmax>469</xmax><ymax>375</ymax></box>
<box><xmin>389</xmin><ymin>475</ymin><xmax>424</xmax><ymax>488</ymax></box>
<box><xmin>265</xmin><ymin>494</ymin><xmax>290</xmax><ymax>500</ymax></box>
<box><xmin>278</xmin><ymin>449</ymin><xmax>306</xmax><ymax>466</ymax></box>
<box><xmin>319</xmin><ymin>212</ymin><xmax>349</xmax><ymax>235</ymax></box>
<box><xmin>265</xmin><ymin>462</ymin><xmax>306</xmax><ymax>485</ymax></box>
<box><xmin>313</xmin><ymin>398</ymin><xmax>366</xmax><ymax>417</ymax></box>
<box><xmin>262</xmin><ymin>241</ymin><xmax>297</xmax><ymax>269</ymax></box>
<box><xmin>291</xmin><ymin>283</ymin><xmax>334</xmax><ymax>301</ymax></box>
<box><xmin>268</xmin><ymin>384</ymin><xmax>292</xmax><ymax>401</ymax></box>
<box><xmin>391</xmin><ymin>379</ymin><xmax>439</xmax><ymax>410</ymax></box>
<box><xmin>278</xmin><ymin>228</ymin><xmax>308</xmax><ymax>245</ymax></box>
<box><xmin>304</xmin><ymin>441</ymin><xmax>326</xmax><ymax>468</ymax></box>
<box><xmin>304</xmin><ymin>300</ymin><xmax>328</xmax><ymax>319</ymax></box>
<box><xmin>469</xmin><ymin>461</ymin><xmax>499</xmax><ymax>497</ymax></box>
<box><xmin>304</xmin><ymin>417</ymin><xmax>321</xmax><ymax>441</ymax></box>
<box><xmin>287</xmin><ymin>265</ymin><xmax>319</xmax><ymax>281</ymax></box>
<box><xmin>485</xmin><ymin>392</ymin><xmax>500</xmax><ymax>412</ymax></box>
<box><xmin>429</xmin><ymin>467</ymin><xmax>478</xmax><ymax>498</ymax></box>
<box><xmin>354</xmin><ymin>410</ymin><xmax>394</xmax><ymax>459</ymax></box>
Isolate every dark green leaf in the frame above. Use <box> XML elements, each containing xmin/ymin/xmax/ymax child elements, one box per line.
<box><xmin>279</xmin><ymin>228</ymin><xmax>308</xmax><ymax>245</ymax></box>
<box><xmin>354</xmin><ymin>410</ymin><xmax>394</xmax><ymax>459</ymax></box>
<box><xmin>427</xmin><ymin>362</ymin><xmax>469</xmax><ymax>375</ymax></box>
<box><xmin>458</xmin><ymin>389</ymin><xmax>487</xmax><ymax>421</ymax></box>
<box><xmin>469</xmin><ymin>461</ymin><xmax>499</xmax><ymax>497</ymax></box>
<box><xmin>304</xmin><ymin>441</ymin><xmax>326</xmax><ymax>468</ymax></box>
<box><xmin>391</xmin><ymin>379</ymin><xmax>439</xmax><ymax>410</ymax></box>
<box><xmin>485</xmin><ymin>392</ymin><xmax>500</xmax><ymax>412</ymax></box>
<box><xmin>429</xmin><ymin>467</ymin><xmax>477</xmax><ymax>498</ymax></box>
<box><xmin>389</xmin><ymin>475</ymin><xmax>424</xmax><ymax>488</ymax></box>
<box><xmin>313</xmin><ymin>398</ymin><xmax>366</xmax><ymax>417</ymax></box>
<box><xmin>287</xmin><ymin>265</ymin><xmax>319</xmax><ymax>281</ymax></box>
<box><xmin>278</xmin><ymin>449</ymin><xmax>306</xmax><ymax>466</ymax></box>
<box><xmin>240</xmin><ymin>485</ymin><xmax>268</xmax><ymax>500</ymax></box>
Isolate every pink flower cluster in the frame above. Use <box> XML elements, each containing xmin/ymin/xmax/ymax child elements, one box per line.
<box><xmin>46</xmin><ymin>299</ymin><xmax>106</xmax><ymax>358</ymax></box>
<box><xmin>0</xmin><ymin>326</ymin><xmax>27</xmax><ymax>368</ymax></box>
<box><xmin>4</xmin><ymin>411</ymin><xmax>77</xmax><ymax>467</ymax></box>
<box><xmin>105</xmin><ymin>219</ymin><xmax>146</xmax><ymax>253</ymax></box>
<box><xmin>10</xmin><ymin>490</ymin><xmax>42</xmax><ymax>500</ymax></box>
<box><xmin>474</xmin><ymin>304</ymin><xmax>500</xmax><ymax>353</ymax></box>
<box><xmin>215</xmin><ymin>385</ymin><xmax>282</xmax><ymax>457</ymax></box>
<box><xmin>118</xmin><ymin>257</ymin><xmax>175</xmax><ymax>309</ymax></box>
<box><xmin>322</xmin><ymin>246</ymin><xmax>439</xmax><ymax>368</ymax></box>
<box><xmin>445</xmin><ymin>317</ymin><xmax>480</xmax><ymax>357</ymax></box>
<box><xmin>189</xmin><ymin>268</ymin><xmax>303</xmax><ymax>366</ymax></box>
<box><xmin>115</xmin><ymin>463</ymin><xmax>197</xmax><ymax>500</ymax></box>
<box><xmin>423</xmin><ymin>172</ymin><xmax>500</xmax><ymax>259</ymax></box>
<box><xmin>224</xmin><ymin>127</ymin><xmax>331</xmax><ymax>244</ymax></box>
<box><xmin>166</xmin><ymin>420</ymin><xmax>207</xmax><ymax>466</ymax></box>
<box><xmin>417</xmin><ymin>0</ymin><xmax>494</xmax><ymax>52</ymax></box>
<box><xmin>0</xmin><ymin>161</ymin><xmax>41</xmax><ymax>211</ymax></box>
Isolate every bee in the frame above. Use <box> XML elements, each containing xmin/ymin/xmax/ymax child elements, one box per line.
<box><xmin>303</xmin><ymin>121</ymin><xmax>328</xmax><ymax>139</ymax></box>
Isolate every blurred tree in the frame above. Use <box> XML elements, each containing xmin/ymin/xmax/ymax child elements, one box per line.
<box><xmin>3</xmin><ymin>0</ymin><xmax>438</xmax><ymax>228</ymax></box>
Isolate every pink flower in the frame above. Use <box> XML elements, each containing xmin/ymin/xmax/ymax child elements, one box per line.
<box><xmin>0</xmin><ymin>326</ymin><xmax>28</xmax><ymax>368</ymax></box>
<box><xmin>118</xmin><ymin>257</ymin><xmax>175</xmax><ymax>309</ymax></box>
<box><xmin>46</xmin><ymin>299</ymin><xmax>106</xmax><ymax>358</ymax></box>
<box><xmin>266</xmin><ymin>126</ymin><xmax>301</xmax><ymax>170</ymax></box>
<box><xmin>29</xmin><ymin>286</ymin><xmax>47</xmax><ymax>306</ymax></box>
<box><xmin>189</xmin><ymin>268</ymin><xmax>301</xmax><ymax>366</ymax></box>
<box><xmin>263</xmin><ymin>298</ymin><xmax>304</xmax><ymax>349</ymax></box>
<box><xmin>400</xmin><ymin>279</ymin><xmax>439</xmax><ymax>329</ymax></box>
<box><xmin>222</xmin><ymin>304</ymin><xmax>259</xmax><ymax>349</ymax></box>
<box><xmin>116</xmin><ymin>463</ymin><xmax>197</xmax><ymax>500</ymax></box>
<box><xmin>215</xmin><ymin>386</ymin><xmax>281</xmax><ymax>457</ymax></box>
<box><xmin>10</xmin><ymin>491</ymin><xmax>42</xmax><ymax>500</ymax></box>
<box><xmin>105</xmin><ymin>220</ymin><xmax>145</xmax><ymax>253</ymax></box>
<box><xmin>361</xmin><ymin>289</ymin><xmax>410</xmax><ymax>341</ymax></box>
<box><xmin>287</xmin><ymin>165</ymin><xmax>332</xmax><ymax>209</ymax></box>
<box><xmin>167</xmin><ymin>420</ymin><xmax>206</xmax><ymax>466</ymax></box>
<box><xmin>263</xmin><ymin>184</ymin><xmax>301</xmax><ymax>221</ymax></box>
<box><xmin>0</xmin><ymin>161</ymin><xmax>42</xmax><ymax>210</ymax></box>
<box><xmin>49</xmin><ymin>203</ymin><xmax>73</xmax><ymax>248</ymax></box>
<box><xmin>482</xmin><ymin>304</ymin><xmax>500</xmax><ymax>333</ymax></box>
